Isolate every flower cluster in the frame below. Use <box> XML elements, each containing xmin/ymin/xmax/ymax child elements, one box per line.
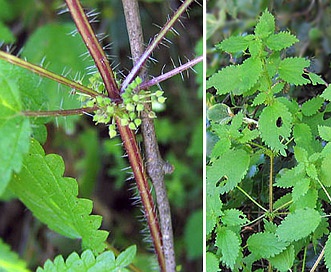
<box><xmin>78</xmin><ymin>74</ymin><xmax>166</xmax><ymax>138</ymax></box>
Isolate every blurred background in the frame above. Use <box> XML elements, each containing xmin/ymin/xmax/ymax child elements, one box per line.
<box><xmin>0</xmin><ymin>0</ymin><xmax>202</xmax><ymax>271</ymax></box>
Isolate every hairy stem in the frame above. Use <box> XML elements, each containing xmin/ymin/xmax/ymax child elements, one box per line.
<box><xmin>0</xmin><ymin>51</ymin><xmax>98</xmax><ymax>97</ymax></box>
<box><xmin>120</xmin><ymin>0</ymin><xmax>195</xmax><ymax>92</ymax></box>
<box><xmin>116</xmin><ymin>122</ymin><xmax>165</xmax><ymax>271</ymax></box>
<box><xmin>22</xmin><ymin>107</ymin><xmax>97</xmax><ymax>117</ymax></box>
<box><xmin>121</xmin><ymin>0</ymin><xmax>177</xmax><ymax>270</ymax></box>
<box><xmin>65</xmin><ymin>0</ymin><xmax>120</xmax><ymax>101</ymax></box>
<box><xmin>66</xmin><ymin>0</ymin><xmax>166</xmax><ymax>270</ymax></box>
<box><xmin>139</xmin><ymin>56</ymin><xmax>203</xmax><ymax>91</ymax></box>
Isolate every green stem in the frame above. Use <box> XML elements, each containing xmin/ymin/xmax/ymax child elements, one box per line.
<box><xmin>302</xmin><ymin>245</ymin><xmax>307</xmax><ymax>272</ymax></box>
<box><xmin>269</xmin><ymin>154</ymin><xmax>274</xmax><ymax>215</ymax></box>
<box><xmin>0</xmin><ymin>51</ymin><xmax>98</xmax><ymax>97</ymax></box>
<box><xmin>236</xmin><ymin>186</ymin><xmax>268</xmax><ymax>212</ymax></box>
<box><xmin>22</xmin><ymin>107</ymin><xmax>96</xmax><ymax>117</ymax></box>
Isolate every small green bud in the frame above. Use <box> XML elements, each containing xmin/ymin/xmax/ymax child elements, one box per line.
<box><xmin>157</xmin><ymin>96</ymin><xmax>167</xmax><ymax>103</ymax></box>
<box><xmin>126</xmin><ymin>103</ymin><xmax>135</xmax><ymax>112</ymax></box>
<box><xmin>136</xmin><ymin>104</ymin><xmax>144</xmax><ymax>111</ymax></box>
<box><xmin>106</xmin><ymin>105</ymin><xmax>115</xmax><ymax>114</ymax></box>
<box><xmin>148</xmin><ymin>111</ymin><xmax>156</xmax><ymax>118</ymax></box>
<box><xmin>109</xmin><ymin>127</ymin><xmax>117</xmax><ymax>138</ymax></box>
<box><xmin>155</xmin><ymin>90</ymin><xmax>164</xmax><ymax>97</ymax></box>
<box><xmin>132</xmin><ymin>94</ymin><xmax>140</xmax><ymax>102</ymax></box>
<box><xmin>129</xmin><ymin>112</ymin><xmax>136</xmax><ymax>120</ymax></box>
<box><xmin>86</xmin><ymin>99</ymin><xmax>95</xmax><ymax>107</ymax></box>
<box><xmin>121</xmin><ymin>118</ymin><xmax>129</xmax><ymax>126</ymax></box>
<box><xmin>129</xmin><ymin>122</ymin><xmax>137</xmax><ymax>130</ymax></box>
<box><xmin>134</xmin><ymin>118</ymin><xmax>142</xmax><ymax>127</ymax></box>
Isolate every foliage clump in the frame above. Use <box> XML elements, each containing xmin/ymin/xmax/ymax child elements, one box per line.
<box><xmin>207</xmin><ymin>9</ymin><xmax>331</xmax><ymax>271</ymax></box>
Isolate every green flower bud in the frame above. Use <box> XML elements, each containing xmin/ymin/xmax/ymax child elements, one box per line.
<box><xmin>129</xmin><ymin>122</ymin><xmax>136</xmax><ymax>130</ymax></box>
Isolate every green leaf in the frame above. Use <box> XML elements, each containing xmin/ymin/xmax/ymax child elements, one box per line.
<box><xmin>325</xmin><ymin>234</ymin><xmax>331</xmax><ymax>270</ymax></box>
<box><xmin>207</xmin><ymin>149</ymin><xmax>250</xmax><ymax>194</ymax></box>
<box><xmin>116</xmin><ymin>245</ymin><xmax>137</xmax><ymax>268</ymax></box>
<box><xmin>318</xmin><ymin>125</ymin><xmax>331</xmax><ymax>142</ymax></box>
<box><xmin>289</xmin><ymin>188</ymin><xmax>318</xmax><ymax>211</ymax></box>
<box><xmin>216</xmin><ymin>227</ymin><xmax>240</xmax><ymax>269</ymax></box>
<box><xmin>320</xmin><ymin>152</ymin><xmax>331</xmax><ymax>187</ymax></box>
<box><xmin>276</xmin><ymin>208</ymin><xmax>321</xmax><ymax>242</ymax></box>
<box><xmin>206</xmin><ymin>252</ymin><xmax>219</xmax><ymax>272</ymax></box>
<box><xmin>217</xmin><ymin>35</ymin><xmax>249</xmax><ymax>53</ymax></box>
<box><xmin>247</xmin><ymin>232</ymin><xmax>288</xmax><ymax>258</ymax></box>
<box><xmin>308</xmin><ymin>72</ymin><xmax>326</xmax><ymax>85</ymax></box>
<box><xmin>206</xmin><ymin>182</ymin><xmax>223</xmax><ymax>234</ymax></box>
<box><xmin>255</xmin><ymin>10</ymin><xmax>275</xmax><ymax>38</ymax></box>
<box><xmin>321</xmin><ymin>85</ymin><xmax>331</xmax><ymax>101</ymax></box>
<box><xmin>0</xmin><ymin>238</ymin><xmax>30</xmax><ymax>272</ymax></box>
<box><xmin>301</xmin><ymin>96</ymin><xmax>324</xmax><ymax>116</ymax></box>
<box><xmin>221</xmin><ymin>209</ymin><xmax>248</xmax><ymax>226</ymax></box>
<box><xmin>9</xmin><ymin>139</ymin><xmax>108</xmax><ymax>254</ymax></box>
<box><xmin>259</xmin><ymin>100</ymin><xmax>292</xmax><ymax>155</ymax></box>
<box><xmin>207</xmin><ymin>57</ymin><xmax>262</xmax><ymax>95</ymax></box>
<box><xmin>292</xmin><ymin>178</ymin><xmax>310</xmax><ymax>201</ymax></box>
<box><xmin>293</xmin><ymin>123</ymin><xmax>312</xmax><ymax>148</ymax></box>
<box><xmin>0</xmin><ymin>72</ymin><xmax>31</xmax><ymax>195</ymax></box>
<box><xmin>278</xmin><ymin>57</ymin><xmax>310</xmax><ymax>85</ymax></box>
<box><xmin>36</xmin><ymin>250</ymin><xmax>119</xmax><ymax>272</ymax></box>
<box><xmin>269</xmin><ymin>245</ymin><xmax>295</xmax><ymax>272</ymax></box>
<box><xmin>275</xmin><ymin>168</ymin><xmax>304</xmax><ymax>188</ymax></box>
<box><xmin>207</xmin><ymin>103</ymin><xmax>231</xmax><ymax>123</ymax></box>
<box><xmin>266</xmin><ymin>32</ymin><xmax>298</xmax><ymax>51</ymax></box>
<box><xmin>0</xmin><ymin>21</ymin><xmax>15</xmax><ymax>43</ymax></box>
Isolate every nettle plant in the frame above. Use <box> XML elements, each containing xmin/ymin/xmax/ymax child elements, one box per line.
<box><xmin>0</xmin><ymin>0</ymin><xmax>202</xmax><ymax>271</ymax></box>
<box><xmin>206</xmin><ymin>10</ymin><xmax>331</xmax><ymax>271</ymax></box>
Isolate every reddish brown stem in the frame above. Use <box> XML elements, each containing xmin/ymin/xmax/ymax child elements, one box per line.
<box><xmin>65</xmin><ymin>1</ymin><xmax>166</xmax><ymax>270</ymax></box>
<box><xmin>116</xmin><ymin>122</ymin><xmax>166</xmax><ymax>271</ymax></box>
<box><xmin>65</xmin><ymin>0</ymin><xmax>120</xmax><ymax>101</ymax></box>
<box><xmin>22</xmin><ymin>107</ymin><xmax>97</xmax><ymax>117</ymax></box>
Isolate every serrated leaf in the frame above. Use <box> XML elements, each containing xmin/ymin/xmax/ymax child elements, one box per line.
<box><xmin>321</xmin><ymin>85</ymin><xmax>331</xmax><ymax>101</ymax></box>
<box><xmin>289</xmin><ymin>188</ymin><xmax>318</xmax><ymax>211</ymax></box>
<box><xmin>247</xmin><ymin>232</ymin><xmax>288</xmax><ymax>258</ymax></box>
<box><xmin>269</xmin><ymin>245</ymin><xmax>295</xmax><ymax>272</ymax></box>
<box><xmin>292</xmin><ymin>178</ymin><xmax>310</xmax><ymax>201</ymax></box>
<box><xmin>301</xmin><ymin>96</ymin><xmax>324</xmax><ymax>116</ymax></box>
<box><xmin>294</xmin><ymin>146</ymin><xmax>308</xmax><ymax>163</ymax></box>
<box><xmin>9</xmin><ymin>139</ymin><xmax>108</xmax><ymax>254</ymax></box>
<box><xmin>255</xmin><ymin>10</ymin><xmax>275</xmax><ymax>38</ymax></box>
<box><xmin>0</xmin><ymin>238</ymin><xmax>30</xmax><ymax>272</ymax></box>
<box><xmin>273</xmin><ymin>193</ymin><xmax>292</xmax><ymax>210</ymax></box>
<box><xmin>293</xmin><ymin>123</ymin><xmax>312</xmax><ymax>148</ymax></box>
<box><xmin>216</xmin><ymin>227</ymin><xmax>240</xmax><ymax>269</ymax></box>
<box><xmin>206</xmin><ymin>181</ymin><xmax>223</xmax><ymax>234</ymax></box>
<box><xmin>266</xmin><ymin>32</ymin><xmax>298</xmax><ymax>51</ymax></box>
<box><xmin>308</xmin><ymin>72</ymin><xmax>326</xmax><ymax>85</ymax></box>
<box><xmin>207</xmin><ymin>103</ymin><xmax>231</xmax><ymax>123</ymax></box>
<box><xmin>276</xmin><ymin>208</ymin><xmax>321</xmax><ymax>242</ymax></box>
<box><xmin>207</xmin><ymin>149</ymin><xmax>250</xmax><ymax>194</ymax></box>
<box><xmin>36</xmin><ymin>249</ymin><xmax>120</xmax><ymax>272</ymax></box>
<box><xmin>325</xmin><ymin>234</ymin><xmax>331</xmax><ymax>270</ymax></box>
<box><xmin>318</xmin><ymin>125</ymin><xmax>331</xmax><ymax>142</ymax></box>
<box><xmin>275</xmin><ymin>167</ymin><xmax>305</xmax><ymax>188</ymax></box>
<box><xmin>320</xmin><ymin>152</ymin><xmax>331</xmax><ymax>187</ymax></box>
<box><xmin>252</xmin><ymin>92</ymin><xmax>267</xmax><ymax>106</ymax></box>
<box><xmin>278</xmin><ymin>57</ymin><xmax>310</xmax><ymax>85</ymax></box>
<box><xmin>207</xmin><ymin>57</ymin><xmax>262</xmax><ymax>96</ymax></box>
<box><xmin>116</xmin><ymin>245</ymin><xmax>137</xmax><ymax>268</ymax></box>
<box><xmin>259</xmin><ymin>101</ymin><xmax>292</xmax><ymax>155</ymax></box>
<box><xmin>248</xmin><ymin>39</ymin><xmax>263</xmax><ymax>58</ymax></box>
<box><xmin>217</xmin><ymin>35</ymin><xmax>249</xmax><ymax>53</ymax></box>
<box><xmin>0</xmin><ymin>72</ymin><xmax>31</xmax><ymax>195</ymax></box>
<box><xmin>206</xmin><ymin>252</ymin><xmax>219</xmax><ymax>272</ymax></box>
<box><xmin>222</xmin><ymin>209</ymin><xmax>248</xmax><ymax>226</ymax></box>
